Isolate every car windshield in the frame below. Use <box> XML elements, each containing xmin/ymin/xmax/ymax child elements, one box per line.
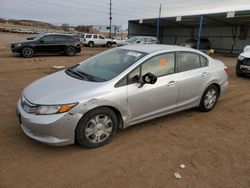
<box><xmin>68</xmin><ymin>48</ymin><xmax>146</xmax><ymax>81</ymax></box>
<box><xmin>126</xmin><ymin>36</ymin><xmax>140</xmax><ymax>43</ymax></box>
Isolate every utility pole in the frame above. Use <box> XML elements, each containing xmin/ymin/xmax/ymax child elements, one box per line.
<box><xmin>109</xmin><ymin>0</ymin><xmax>112</xmax><ymax>38</ymax></box>
<box><xmin>156</xmin><ymin>4</ymin><xmax>161</xmax><ymax>40</ymax></box>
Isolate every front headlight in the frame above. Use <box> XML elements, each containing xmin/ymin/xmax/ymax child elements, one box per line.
<box><xmin>15</xmin><ymin>43</ymin><xmax>22</xmax><ymax>48</ymax></box>
<box><xmin>238</xmin><ymin>55</ymin><xmax>245</xmax><ymax>61</ymax></box>
<box><xmin>36</xmin><ymin>103</ymin><xmax>78</xmax><ymax>115</ymax></box>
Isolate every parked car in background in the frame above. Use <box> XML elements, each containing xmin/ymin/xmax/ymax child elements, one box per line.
<box><xmin>112</xmin><ymin>36</ymin><xmax>128</xmax><ymax>46</ymax></box>
<box><xmin>70</xmin><ymin>32</ymin><xmax>86</xmax><ymax>45</ymax></box>
<box><xmin>83</xmin><ymin>34</ymin><xmax>113</xmax><ymax>47</ymax></box>
<box><xmin>117</xmin><ymin>36</ymin><xmax>158</xmax><ymax>47</ymax></box>
<box><xmin>182</xmin><ymin>38</ymin><xmax>211</xmax><ymax>50</ymax></box>
<box><xmin>236</xmin><ymin>45</ymin><xmax>250</xmax><ymax>77</ymax></box>
<box><xmin>11</xmin><ymin>33</ymin><xmax>81</xmax><ymax>57</ymax></box>
<box><xmin>16</xmin><ymin>44</ymin><xmax>228</xmax><ymax>148</ymax></box>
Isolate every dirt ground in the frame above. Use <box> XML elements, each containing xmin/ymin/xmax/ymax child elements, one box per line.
<box><xmin>0</xmin><ymin>32</ymin><xmax>250</xmax><ymax>188</ymax></box>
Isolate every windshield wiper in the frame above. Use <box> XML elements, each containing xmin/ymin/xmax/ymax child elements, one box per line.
<box><xmin>66</xmin><ymin>67</ymin><xmax>87</xmax><ymax>80</ymax></box>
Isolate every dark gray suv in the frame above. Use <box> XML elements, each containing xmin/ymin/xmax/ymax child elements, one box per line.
<box><xmin>11</xmin><ymin>33</ymin><xmax>81</xmax><ymax>57</ymax></box>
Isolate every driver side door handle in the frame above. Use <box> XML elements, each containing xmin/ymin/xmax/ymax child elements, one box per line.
<box><xmin>167</xmin><ymin>81</ymin><xmax>177</xmax><ymax>87</ymax></box>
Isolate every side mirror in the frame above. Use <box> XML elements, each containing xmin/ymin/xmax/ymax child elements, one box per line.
<box><xmin>136</xmin><ymin>41</ymin><xmax>141</xmax><ymax>44</ymax></box>
<box><xmin>40</xmin><ymin>39</ymin><xmax>44</xmax><ymax>44</ymax></box>
<box><xmin>138</xmin><ymin>72</ymin><xmax>157</xmax><ymax>88</ymax></box>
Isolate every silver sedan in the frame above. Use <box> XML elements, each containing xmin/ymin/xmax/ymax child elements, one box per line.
<box><xmin>16</xmin><ymin>45</ymin><xmax>228</xmax><ymax>148</ymax></box>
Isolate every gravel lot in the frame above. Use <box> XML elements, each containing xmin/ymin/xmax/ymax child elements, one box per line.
<box><xmin>0</xmin><ymin>32</ymin><xmax>250</xmax><ymax>188</ymax></box>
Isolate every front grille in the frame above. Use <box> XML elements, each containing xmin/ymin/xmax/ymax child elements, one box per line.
<box><xmin>21</xmin><ymin>96</ymin><xmax>38</xmax><ymax>114</ymax></box>
<box><xmin>243</xmin><ymin>59</ymin><xmax>250</xmax><ymax>66</ymax></box>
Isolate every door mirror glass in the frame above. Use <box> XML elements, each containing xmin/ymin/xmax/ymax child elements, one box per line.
<box><xmin>138</xmin><ymin>72</ymin><xmax>157</xmax><ymax>88</ymax></box>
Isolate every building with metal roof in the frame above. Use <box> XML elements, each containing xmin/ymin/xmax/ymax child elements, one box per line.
<box><xmin>128</xmin><ymin>10</ymin><xmax>250</xmax><ymax>53</ymax></box>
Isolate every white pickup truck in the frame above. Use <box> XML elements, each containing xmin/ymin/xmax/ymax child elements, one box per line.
<box><xmin>236</xmin><ymin>45</ymin><xmax>250</xmax><ymax>77</ymax></box>
<box><xmin>83</xmin><ymin>34</ymin><xmax>113</xmax><ymax>47</ymax></box>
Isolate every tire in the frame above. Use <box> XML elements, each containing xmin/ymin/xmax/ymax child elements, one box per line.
<box><xmin>198</xmin><ymin>85</ymin><xmax>219</xmax><ymax>112</ymax></box>
<box><xmin>21</xmin><ymin>47</ymin><xmax>34</xmax><ymax>58</ymax></box>
<box><xmin>236</xmin><ymin>62</ymin><xmax>244</xmax><ymax>77</ymax></box>
<box><xmin>106</xmin><ymin>42</ymin><xmax>112</xmax><ymax>47</ymax></box>
<box><xmin>76</xmin><ymin>107</ymin><xmax>118</xmax><ymax>148</ymax></box>
<box><xmin>65</xmin><ymin>47</ymin><xmax>76</xmax><ymax>56</ymax></box>
<box><xmin>88</xmin><ymin>41</ymin><xmax>94</xmax><ymax>47</ymax></box>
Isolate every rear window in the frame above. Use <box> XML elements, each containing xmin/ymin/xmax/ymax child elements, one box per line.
<box><xmin>178</xmin><ymin>52</ymin><xmax>208</xmax><ymax>72</ymax></box>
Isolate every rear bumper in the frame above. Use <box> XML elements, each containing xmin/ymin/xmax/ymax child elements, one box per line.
<box><xmin>16</xmin><ymin>99</ymin><xmax>83</xmax><ymax>146</ymax></box>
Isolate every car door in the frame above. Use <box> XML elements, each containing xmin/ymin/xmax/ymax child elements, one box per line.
<box><xmin>127</xmin><ymin>52</ymin><xmax>179</xmax><ymax>125</ymax></box>
<box><xmin>98</xmin><ymin>35</ymin><xmax>107</xmax><ymax>45</ymax></box>
<box><xmin>176</xmin><ymin>51</ymin><xmax>210</xmax><ymax>109</ymax></box>
<box><xmin>93</xmin><ymin>34</ymin><xmax>99</xmax><ymax>45</ymax></box>
<box><xmin>55</xmin><ymin>35</ymin><xmax>68</xmax><ymax>52</ymax></box>
<box><xmin>35</xmin><ymin>35</ymin><xmax>56</xmax><ymax>53</ymax></box>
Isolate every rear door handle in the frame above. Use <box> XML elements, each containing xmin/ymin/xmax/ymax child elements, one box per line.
<box><xmin>201</xmin><ymin>72</ymin><xmax>209</xmax><ymax>77</ymax></box>
<box><xmin>167</xmin><ymin>81</ymin><xmax>177</xmax><ymax>87</ymax></box>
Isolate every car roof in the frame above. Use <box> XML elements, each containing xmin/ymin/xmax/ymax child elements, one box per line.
<box><xmin>43</xmin><ymin>33</ymin><xmax>73</xmax><ymax>37</ymax></box>
<box><xmin>119</xmin><ymin>44</ymin><xmax>200</xmax><ymax>54</ymax></box>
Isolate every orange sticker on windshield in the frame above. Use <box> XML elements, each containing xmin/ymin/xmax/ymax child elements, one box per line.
<box><xmin>160</xmin><ymin>59</ymin><xmax>167</xmax><ymax>66</ymax></box>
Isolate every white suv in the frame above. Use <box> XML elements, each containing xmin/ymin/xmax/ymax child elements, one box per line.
<box><xmin>84</xmin><ymin>34</ymin><xmax>113</xmax><ymax>47</ymax></box>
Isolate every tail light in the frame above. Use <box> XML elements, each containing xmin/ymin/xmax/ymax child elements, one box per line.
<box><xmin>224</xmin><ymin>67</ymin><xmax>229</xmax><ymax>74</ymax></box>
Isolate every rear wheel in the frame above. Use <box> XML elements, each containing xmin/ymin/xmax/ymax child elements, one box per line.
<box><xmin>76</xmin><ymin>107</ymin><xmax>118</xmax><ymax>148</ymax></box>
<box><xmin>198</xmin><ymin>85</ymin><xmax>219</xmax><ymax>112</ymax></box>
<box><xmin>65</xmin><ymin>47</ymin><xmax>76</xmax><ymax>56</ymax></box>
<box><xmin>21</xmin><ymin>47</ymin><xmax>34</xmax><ymax>58</ymax></box>
<box><xmin>88</xmin><ymin>41</ymin><xmax>94</xmax><ymax>47</ymax></box>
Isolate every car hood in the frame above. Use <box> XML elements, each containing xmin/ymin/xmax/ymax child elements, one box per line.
<box><xmin>23</xmin><ymin>70</ymin><xmax>106</xmax><ymax>105</ymax></box>
<box><xmin>240</xmin><ymin>51</ymin><xmax>250</xmax><ymax>58</ymax></box>
<box><xmin>11</xmin><ymin>40</ymin><xmax>32</xmax><ymax>45</ymax></box>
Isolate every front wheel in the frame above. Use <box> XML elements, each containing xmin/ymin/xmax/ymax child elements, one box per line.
<box><xmin>88</xmin><ymin>41</ymin><xmax>94</xmax><ymax>47</ymax></box>
<box><xmin>76</xmin><ymin>107</ymin><xmax>118</xmax><ymax>148</ymax></box>
<box><xmin>21</xmin><ymin>47</ymin><xmax>34</xmax><ymax>58</ymax></box>
<box><xmin>198</xmin><ymin>85</ymin><xmax>219</xmax><ymax>112</ymax></box>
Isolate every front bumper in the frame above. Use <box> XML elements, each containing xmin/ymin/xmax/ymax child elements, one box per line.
<box><xmin>16</xmin><ymin>99</ymin><xmax>83</xmax><ymax>146</ymax></box>
<box><xmin>237</xmin><ymin>59</ymin><xmax>250</xmax><ymax>74</ymax></box>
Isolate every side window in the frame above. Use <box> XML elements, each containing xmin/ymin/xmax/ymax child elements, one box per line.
<box><xmin>86</xmin><ymin>35</ymin><xmax>92</xmax><ymax>39</ymax></box>
<box><xmin>56</xmin><ymin>35</ymin><xmax>66</xmax><ymax>42</ymax></box>
<box><xmin>99</xmin><ymin>35</ymin><xmax>105</xmax><ymax>39</ymax></box>
<box><xmin>41</xmin><ymin>35</ymin><xmax>55</xmax><ymax>42</ymax></box>
<box><xmin>200</xmin><ymin>55</ymin><xmax>208</xmax><ymax>67</ymax></box>
<box><xmin>178</xmin><ymin>52</ymin><xmax>201</xmax><ymax>72</ymax></box>
<box><xmin>93</xmin><ymin>35</ymin><xmax>98</xmax><ymax>39</ymax></box>
<box><xmin>128</xmin><ymin>67</ymin><xmax>140</xmax><ymax>84</ymax></box>
<box><xmin>141</xmin><ymin>53</ymin><xmax>175</xmax><ymax>77</ymax></box>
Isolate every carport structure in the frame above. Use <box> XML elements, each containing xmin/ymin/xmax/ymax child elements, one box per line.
<box><xmin>128</xmin><ymin>10</ymin><xmax>250</xmax><ymax>53</ymax></box>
